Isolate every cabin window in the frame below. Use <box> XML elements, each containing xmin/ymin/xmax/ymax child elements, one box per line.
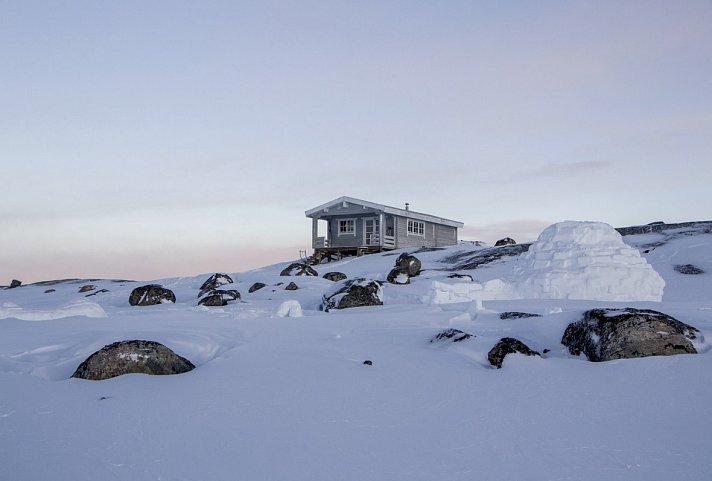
<box><xmin>338</xmin><ymin>219</ymin><xmax>356</xmax><ymax>235</ymax></box>
<box><xmin>407</xmin><ymin>219</ymin><xmax>425</xmax><ymax>236</ymax></box>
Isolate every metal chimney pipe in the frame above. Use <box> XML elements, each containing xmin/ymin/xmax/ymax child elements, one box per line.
<box><xmin>405</xmin><ymin>203</ymin><xmax>410</xmax><ymax>211</ymax></box>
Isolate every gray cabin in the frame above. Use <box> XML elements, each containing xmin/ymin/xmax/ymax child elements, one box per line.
<box><xmin>305</xmin><ymin>196</ymin><xmax>464</xmax><ymax>261</ymax></box>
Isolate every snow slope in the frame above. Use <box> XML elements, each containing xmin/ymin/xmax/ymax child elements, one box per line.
<box><xmin>1</xmin><ymin>222</ymin><xmax>711</xmax><ymax>480</ymax></box>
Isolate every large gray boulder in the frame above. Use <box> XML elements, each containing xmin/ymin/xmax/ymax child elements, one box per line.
<box><xmin>562</xmin><ymin>308</ymin><xmax>699</xmax><ymax>362</ymax></box>
<box><xmin>9</xmin><ymin>279</ymin><xmax>21</xmax><ymax>289</ymax></box>
<box><xmin>280</xmin><ymin>263</ymin><xmax>318</xmax><ymax>277</ymax></box>
<box><xmin>321</xmin><ymin>278</ymin><xmax>384</xmax><ymax>312</ymax></box>
<box><xmin>488</xmin><ymin>337</ymin><xmax>540</xmax><ymax>368</ymax></box>
<box><xmin>386</xmin><ymin>253</ymin><xmax>421</xmax><ymax>285</ymax></box>
<box><xmin>129</xmin><ymin>285</ymin><xmax>176</xmax><ymax>306</ymax></box>
<box><xmin>248</xmin><ymin>282</ymin><xmax>267</xmax><ymax>293</ymax></box>
<box><xmin>71</xmin><ymin>340</ymin><xmax>195</xmax><ymax>380</ymax></box>
<box><xmin>198</xmin><ymin>273</ymin><xmax>234</xmax><ymax>298</ymax></box>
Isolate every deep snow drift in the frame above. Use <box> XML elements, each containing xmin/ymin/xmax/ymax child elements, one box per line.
<box><xmin>1</xmin><ymin>221</ymin><xmax>711</xmax><ymax>481</ymax></box>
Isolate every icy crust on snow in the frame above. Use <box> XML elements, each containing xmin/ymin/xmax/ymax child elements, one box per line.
<box><xmin>511</xmin><ymin>221</ymin><xmax>665</xmax><ymax>301</ymax></box>
<box><xmin>0</xmin><ymin>300</ymin><xmax>107</xmax><ymax>320</ymax></box>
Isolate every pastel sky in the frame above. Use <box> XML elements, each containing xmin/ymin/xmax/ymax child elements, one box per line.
<box><xmin>2</xmin><ymin>1</ymin><xmax>711</xmax><ymax>283</ymax></box>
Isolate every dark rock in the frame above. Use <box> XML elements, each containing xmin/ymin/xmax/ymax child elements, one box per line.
<box><xmin>396</xmin><ymin>253</ymin><xmax>422</xmax><ymax>277</ymax></box>
<box><xmin>323</xmin><ymin>272</ymin><xmax>347</xmax><ymax>282</ymax></box>
<box><xmin>128</xmin><ymin>284</ymin><xmax>176</xmax><ymax>306</ymax></box>
<box><xmin>198</xmin><ymin>289</ymin><xmax>241</xmax><ymax>306</ymax></box>
<box><xmin>71</xmin><ymin>340</ymin><xmax>195</xmax><ymax>380</ymax></box>
<box><xmin>280</xmin><ymin>263</ymin><xmax>318</xmax><ymax>277</ymax></box>
<box><xmin>499</xmin><ymin>311</ymin><xmax>542</xmax><ymax>320</ymax></box>
<box><xmin>674</xmin><ymin>264</ymin><xmax>704</xmax><ymax>275</ymax></box>
<box><xmin>78</xmin><ymin>284</ymin><xmax>96</xmax><ymax>293</ymax></box>
<box><xmin>85</xmin><ymin>289</ymin><xmax>109</xmax><ymax>297</ymax></box>
<box><xmin>198</xmin><ymin>294</ymin><xmax>228</xmax><ymax>307</ymax></box>
<box><xmin>198</xmin><ymin>273</ymin><xmax>234</xmax><ymax>298</ymax></box>
<box><xmin>285</xmin><ymin>282</ymin><xmax>298</xmax><ymax>291</ymax></box>
<box><xmin>321</xmin><ymin>278</ymin><xmax>384</xmax><ymax>312</ymax></box>
<box><xmin>448</xmin><ymin>273</ymin><xmax>473</xmax><ymax>281</ymax></box>
<box><xmin>561</xmin><ymin>308</ymin><xmax>698</xmax><ymax>362</ymax></box>
<box><xmin>488</xmin><ymin>337</ymin><xmax>540</xmax><ymax>369</ymax></box>
<box><xmin>363</xmin><ymin>360</ymin><xmax>373</xmax><ymax>366</ymax></box>
<box><xmin>386</xmin><ymin>268</ymin><xmax>410</xmax><ymax>285</ymax></box>
<box><xmin>495</xmin><ymin>237</ymin><xmax>517</xmax><ymax>247</ymax></box>
<box><xmin>44</xmin><ymin>289</ymin><xmax>56</xmax><ymax>294</ymax></box>
<box><xmin>430</xmin><ymin>328</ymin><xmax>473</xmax><ymax>343</ymax></box>
<box><xmin>9</xmin><ymin>279</ymin><xmax>21</xmax><ymax>289</ymax></box>
<box><xmin>248</xmin><ymin>282</ymin><xmax>267</xmax><ymax>293</ymax></box>
<box><xmin>386</xmin><ymin>253</ymin><xmax>421</xmax><ymax>285</ymax></box>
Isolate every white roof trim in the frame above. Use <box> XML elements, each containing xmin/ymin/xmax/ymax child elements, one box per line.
<box><xmin>305</xmin><ymin>196</ymin><xmax>464</xmax><ymax>228</ymax></box>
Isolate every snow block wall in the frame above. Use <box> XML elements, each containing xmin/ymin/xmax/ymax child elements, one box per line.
<box><xmin>511</xmin><ymin>221</ymin><xmax>665</xmax><ymax>301</ymax></box>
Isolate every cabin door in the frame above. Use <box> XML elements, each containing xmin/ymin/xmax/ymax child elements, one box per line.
<box><xmin>364</xmin><ymin>218</ymin><xmax>380</xmax><ymax>246</ymax></box>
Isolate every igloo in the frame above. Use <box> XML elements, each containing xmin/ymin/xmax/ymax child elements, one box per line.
<box><xmin>511</xmin><ymin>221</ymin><xmax>665</xmax><ymax>301</ymax></box>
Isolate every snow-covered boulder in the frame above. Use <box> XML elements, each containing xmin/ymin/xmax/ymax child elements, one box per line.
<box><xmin>387</xmin><ymin>253</ymin><xmax>422</xmax><ymax>285</ymax></box>
<box><xmin>562</xmin><ymin>308</ymin><xmax>699</xmax><ymax>362</ymax></box>
<box><xmin>321</xmin><ymin>278</ymin><xmax>383</xmax><ymax>312</ymax></box>
<box><xmin>198</xmin><ymin>273</ymin><xmax>234</xmax><ymax>298</ymax></box>
<box><xmin>71</xmin><ymin>340</ymin><xmax>195</xmax><ymax>380</ymax></box>
<box><xmin>280</xmin><ymin>263</ymin><xmax>318</xmax><ymax>277</ymax></box>
<box><xmin>128</xmin><ymin>285</ymin><xmax>176</xmax><ymax>306</ymax></box>
<box><xmin>275</xmin><ymin>300</ymin><xmax>303</xmax><ymax>317</ymax></box>
<box><xmin>511</xmin><ymin>221</ymin><xmax>665</xmax><ymax>301</ymax></box>
<box><xmin>323</xmin><ymin>272</ymin><xmax>347</xmax><ymax>282</ymax></box>
<box><xmin>198</xmin><ymin>289</ymin><xmax>241</xmax><ymax>307</ymax></box>
<box><xmin>495</xmin><ymin>237</ymin><xmax>517</xmax><ymax>246</ymax></box>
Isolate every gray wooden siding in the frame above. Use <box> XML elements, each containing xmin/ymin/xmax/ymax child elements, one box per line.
<box><xmin>325</xmin><ymin>214</ymin><xmax>376</xmax><ymax>248</ymax></box>
<box><xmin>435</xmin><ymin>224</ymin><xmax>458</xmax><ymax>245</ymax></box>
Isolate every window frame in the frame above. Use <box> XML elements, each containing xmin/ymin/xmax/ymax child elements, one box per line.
<box><xmin>407</xmin><ymin>219</ymin><xmax>425</xmax><ymax>237</ymax></box>
<box><xmin>337</xmin><ymin>218</ymin><xmax>356</xmax><ymax>236</ymax></box>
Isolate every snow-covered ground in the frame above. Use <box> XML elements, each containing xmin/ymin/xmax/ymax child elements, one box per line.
<box><xmin>1</xmin><ymin>222</ymin><xmax>711</xmax><ymax>480</ymax></box>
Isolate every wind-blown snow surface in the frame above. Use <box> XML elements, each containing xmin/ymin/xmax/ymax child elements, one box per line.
<box><xmin>1</xmin><ymin>224</ymin><xmax>712</xmax><ymax>480</ymax></box>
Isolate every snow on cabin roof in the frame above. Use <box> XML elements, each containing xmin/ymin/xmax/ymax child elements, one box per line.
<box><xmin>305</xmin><ymin>196</ymin><xmax>464</xmax><ymax>228</ymax></box>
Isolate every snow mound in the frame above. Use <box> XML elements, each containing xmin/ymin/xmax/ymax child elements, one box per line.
<box><xmin>275</xmin><ymin>300</ymin><xmax>303</xmax><ymax>317</ymax></box>
<box><xmin>511</xmin><ymin>221</ymin><xmax>665</xmax><ymax>301</ymax></box>
<box><xmin>0</xmin><ymin>300</ymin><xmax>107</xmax><ymax>321</ymax></box>
<box><xmin>427</xmin><ymin>279</ymin><xmax>510</xmax><ymax>304</ymax></box>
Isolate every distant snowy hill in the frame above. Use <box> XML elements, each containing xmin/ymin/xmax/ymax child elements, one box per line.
<box><xmin>1</xmin><ymin>221</ymin><xmax>711</xmax><ymax>481</ymax></box>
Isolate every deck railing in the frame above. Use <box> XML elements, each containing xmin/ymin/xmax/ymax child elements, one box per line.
<box><xmin>383</xmin><ymin>234</ymin><xmax>396</xmax><ymax>249</ymax></box>
<box><xmin>315</xmin><ymin>236</ymin><xmax>329</xmax><ymax>248</ymax></box>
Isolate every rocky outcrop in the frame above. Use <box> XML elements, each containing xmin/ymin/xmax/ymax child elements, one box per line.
<box><xmin>129</xmin><ymin>285</ymin><xmax>176</xmax><ymax>306</ymax></box>
<box><xmin>9</xmin><ymin>279</ymin><xmax>21</xmax><ymax>289</ymax></box>
<box><xmin>488</xmin><ymin>337</ymin><xmax>540</xmax><ymax>368</ymax></box>
<box><xmin>562</xmin><ymin>308</ymin><xmax>699</xmax><ymax>362</ymax></box>
<box><xmin>198</xmin><ymin>289</ymin><xmax>241</xmax><ymax>307</ymax></box>
<box><xmin>495</xmin><ymin>237</ymin><xmax>516</xmax><ymax>247</ymax></box>
<box><xmin>280</xmin><ymin>263</ymin><xmax>318</xmax><ymax>277</ymax></box>
<box><xmin>321</xmin><ymin>278</ymin><xmax>384</xmax><ymax>312</ymax></box>
<box><xmin>285</xmin><ymin>282</ymin><xmax>298</xmax><ymax>291</ymax></box>
<box><xmin>499</xmin><ymin>312</ymin><xmax>542</xmax><ymax>320</ymax></box>
<box><xmin>387</xmin><ymin>253</ymin><xmax>421</xmax><ymax>285</ymax></box>
<box><xmin>323</xmin><ymin>272</ymin><xmax>347</xmax><ymax>282</ymax></box>
<box><xmin>430</xmin><ymin>328</ymin><xmax>473</xmax><ymax>343</ymax></box>
<box><xmin>674</xmin><ymin>264</ymin><xmax>704</xmax><ymax>275</ymax></box>
<box><xmin>71</xmin><ymin>340</ymin><xmax>195</xmax><ymax>380</ymax></box>
<box><xmin>78</xmin><ymin>284</ymin><xmax>96</xmax><ymax>293</ymax></box>
<box><xmin>198</xmin><ymin>273</ymin><xmax>234</xmax><ymax>298</ymax></box>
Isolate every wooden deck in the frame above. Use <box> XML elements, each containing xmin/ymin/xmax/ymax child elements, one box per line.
<box><xmin>308</xmin><ymin>246</ymin><xmax>391</xmax><ymax>264</ymax></box>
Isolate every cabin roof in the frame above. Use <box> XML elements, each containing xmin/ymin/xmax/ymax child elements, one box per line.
<box><xmin>305</xmin><ymin>196</ymin><xmax>464</xmax><ymax>228</ymax></box>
